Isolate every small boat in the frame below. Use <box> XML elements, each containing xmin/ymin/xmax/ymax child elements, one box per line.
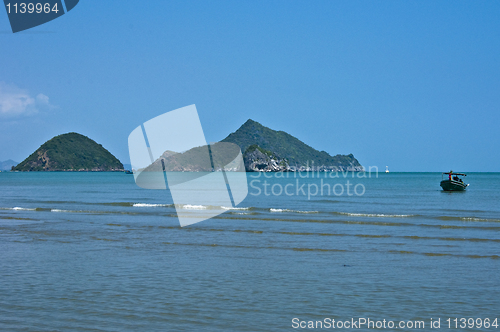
<box><xmin>440</xmin><ymin>171</ymin><xmax>468</xmax><ymax>191</ymax></box>
<box><xmin>385</xmin><ymin>166</ymin><xmax>389</xmax><ymax>173</ymax></box>
<box><xmin>124</xmin><ymin>170</ymin><xmax>134</xmax><ymax>174</ymax></box>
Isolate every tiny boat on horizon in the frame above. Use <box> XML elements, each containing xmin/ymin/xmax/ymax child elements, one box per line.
<box><xmin>440</xmin><ymin>171</ymin><xmax>468</xmax><ymax>191</ymax></box>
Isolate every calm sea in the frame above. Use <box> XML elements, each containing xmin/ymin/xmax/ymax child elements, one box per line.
<box><xmin>1</xmin><ymin>172</ymin><xmax>499</xmax><ymax>331</ymax></box>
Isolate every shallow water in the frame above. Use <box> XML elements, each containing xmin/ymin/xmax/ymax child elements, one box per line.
<box><xmin>1</xmin><ymin>172</ymin><xmax>499</xmax><ymax>331</ymax></box>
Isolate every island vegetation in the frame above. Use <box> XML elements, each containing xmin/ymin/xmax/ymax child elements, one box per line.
<box><xmin>223</xmin><ymin>119</ymin><xmax>362</xmax><ymax>171</ymax></box>
<box><xmin>140</xmin><ymin>119</ymin><xmax>363</xmax><ymax>173</ymax></box>
<box><xmin>12</xmin><ymin>120</ymin><xmax>361</xmax><ymax>173</ymax></box>
<box><xmin>12</xmin><ymin>133</ymin><xmax>123</xmax><ymax>172</ymax></box>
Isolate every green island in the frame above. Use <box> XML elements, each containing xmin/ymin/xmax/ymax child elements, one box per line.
<box><xmin>12</xmin><ymin>133</ymin><xmax>123</xmax><ymax>172</ymax></box>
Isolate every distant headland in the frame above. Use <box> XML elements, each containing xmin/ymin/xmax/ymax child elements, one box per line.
<box><xmin>0</xmin><ymin>159</ymin><xmax>18</xmax><ymax>171</ymax></box>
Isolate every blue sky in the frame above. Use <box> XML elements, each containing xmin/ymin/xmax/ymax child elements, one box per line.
<box><xmin>1</xmin><ymin>1</ymin><xmax>499</xmax><ymax>171</ymax></box>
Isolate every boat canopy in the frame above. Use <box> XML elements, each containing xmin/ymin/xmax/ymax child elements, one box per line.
<box><xmin>443</xmin><ymin>172</ymin><xmax>467</xmax><ymax>176</ymax></box>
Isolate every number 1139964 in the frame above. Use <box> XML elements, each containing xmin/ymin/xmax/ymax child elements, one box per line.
<box><xmin>5</xmin><ymin>2</ymin><xmax>59</xmax><ymax>14</ymax></box>
<box><xmin>446</xmin><ymin>318</ymin><xmax>498</xmax><ymax>329</ymax></box>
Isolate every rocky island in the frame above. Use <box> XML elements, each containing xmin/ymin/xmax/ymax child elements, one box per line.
<box><xmin>224</xmin><ymin>119</ymin><xmax>363</xmax><ymax>172</ymax></box>
<box><xmin>12</xmin><ymin>133</ymin><xmax>123</xmax><ymax>172</ymax></box>
<box><xmin>140</xmin><ymin>119</ymin><xmax>363</xmax><ymax>173</ymax></box>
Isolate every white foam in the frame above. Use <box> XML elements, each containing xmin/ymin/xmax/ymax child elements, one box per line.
<box><xmin>11</xmin><ymin>207</ymin><xmax>36</xmax><ymax>211</ymax></box>
<box><xmin>341</xmin><ymin>212</ymin><xmax>413</xmax><ymax>218</ymax></box>
<box><xmin>133</xmin><ymin>203</ymin><xmax>170</xmax><ymax>207</ymax></box>
<box><xmin>270</xmin><ymin>208</ymin><xmax>318</xmax><ymax>214</ymax></box>
<box><xmin>181</xmin><ymin>204</ymin><xmax>207</xmax><ymax>210</ymax></box>
<box><xmin>220</xmin><ymin>206</ymin><xmax>250</xmax><ymax>210</ymax></box>
<box><xmin>460</xmin><ymin>217</ymin><xmax>500</xmax><ymax>222</ymax></box>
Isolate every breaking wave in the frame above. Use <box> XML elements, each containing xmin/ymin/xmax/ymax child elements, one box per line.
<box><xmin>270</xmin><ymin>208</ymin><xmax>319</xmax><ymax>214</ymax></box>
<box><xmin>336</xmin><ymin>212</ymin><xmax>417</xmax><ymax>218</ymax></box>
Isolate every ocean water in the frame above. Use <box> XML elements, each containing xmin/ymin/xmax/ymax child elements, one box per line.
<box><xmin>0</xmin><ymin>172</ymin><xmax>499</xmax><ymax>331</ymax></box>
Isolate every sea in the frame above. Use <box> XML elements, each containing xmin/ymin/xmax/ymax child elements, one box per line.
<box><xmin>0</xmin><ymin>171</ymin><xmax>499</xmax><ymax>331</ymax></box>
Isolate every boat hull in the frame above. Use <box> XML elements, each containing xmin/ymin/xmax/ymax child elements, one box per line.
<box><xmin>440</xmin><ymin>180</ymin><xmax>468</xmax><ymax>191</ymax></box>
